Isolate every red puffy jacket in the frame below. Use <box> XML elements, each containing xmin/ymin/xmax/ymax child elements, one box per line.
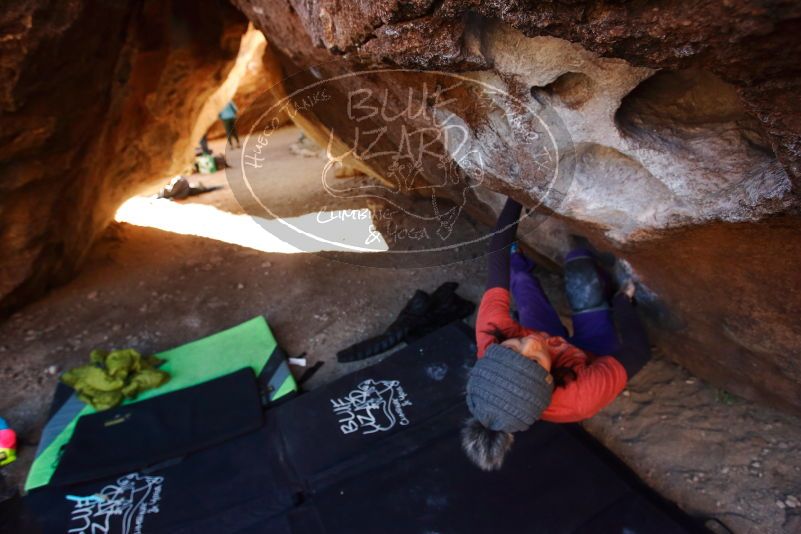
<box><xmin>476</xmin><ymin>287</ymin><xmax>627</xmax><ymax>423</ymax></box>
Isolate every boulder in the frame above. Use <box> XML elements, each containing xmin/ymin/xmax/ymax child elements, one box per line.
<box><xmin>233</xmin><ymin>0</ymin><xmax>801</xmax><ymax>413</ymax></box>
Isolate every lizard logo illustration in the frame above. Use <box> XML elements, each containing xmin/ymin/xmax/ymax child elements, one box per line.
<box><xmin>330</xmin><ymin>379</ymin><xmax>413</xmax><ymax>435</ymax></box>
<box><xmin>319</xmin><ymin>94</ymin><xmax>487</xmax><ymax>241</ymax></box>
<box><xmin>67</xmin><ymin>472</ymin><xmax>164</xmax><ymax>534</ymax></box>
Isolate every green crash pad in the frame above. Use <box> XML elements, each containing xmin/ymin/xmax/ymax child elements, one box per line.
<box><xmin>26</xmin><ymin>316</ymin><xmax>296</xmax><ymax>490</ymax></box>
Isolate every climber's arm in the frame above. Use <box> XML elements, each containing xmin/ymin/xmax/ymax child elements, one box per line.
<box><xmin>485</xmin><ymin>197</ymin><xmax>523</xmax><ymax>290</ymax></box>
<box><xmin>475</xmin><ymin>197</ymin><xmax>527</xmax><ymax>356</ymax></box>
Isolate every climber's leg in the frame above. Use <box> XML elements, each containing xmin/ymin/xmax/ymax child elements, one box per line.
<box><xmin>564</xmin><ymin>248</ymin><xmax>619</xmax><ymax>355</ymax></box>
<box><xmin>223</xmin><ymin>119</ymin><xmax>236</xmax><ymax>147</ymax></box>
<box><xmin>570</xmin><ymin>309</ymin><xmax>619</xmax><ymax>355</ymax></box>
<box><xmin>510</xmin><ymin>250</ymin><xmax>568</xmax><ymax>338</ymax></box>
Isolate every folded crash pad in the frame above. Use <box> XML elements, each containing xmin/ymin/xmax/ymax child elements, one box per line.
<box><xmin>25</xmin><ymin>316</ymin><xmax>296</xmax><ymax>490</ymax></box>
<box><xmin>25</xmin><ymin>422</ymin><xmax>297</xmax><ymax>534</ymax></box>
<box><xmin>50</xmin><ymin>368</ymin><xmax>263</xmax><ymax>487</ymax></box>
<box><xmin>24</xmin><ymin>323</ymin><xmax>701</xmax><ymax>533</ymax></box>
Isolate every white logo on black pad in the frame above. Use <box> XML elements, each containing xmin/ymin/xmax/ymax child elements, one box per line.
<box><xmin>67</xmin><ymin>473</ymin><xmax>164</xmax><ymax>534</ymax></box>
<box><xmin>330</xmin><ymin>379</ymin><xmax>412</xmax><ymax>435</ymax></box>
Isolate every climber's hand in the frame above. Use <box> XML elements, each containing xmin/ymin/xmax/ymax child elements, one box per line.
<box><xmin>621</xmin><ymin>280</ymin><xmax>636</xmax><ymax>301</ymax></box>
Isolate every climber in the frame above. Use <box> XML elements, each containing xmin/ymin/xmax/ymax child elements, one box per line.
<box><xmin>219</xmin><ymin>100</ymin><xmax>240</xmax><ymax>148</ymax></box>
<box><xmin>462</xmin><ymin>197</ymin><xmax>651</xmax><ymax>471</ymax></box>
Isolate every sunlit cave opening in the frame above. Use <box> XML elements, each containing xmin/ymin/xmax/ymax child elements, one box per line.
<box><xmin>115</xmin><ymin>196</ymin><xmax>388</xmax><ymax>254</ymax></box>
<box><xmin>115</xmin><ymin>127</ymin><xmax>388</xmax><ymax>255</ymax></box>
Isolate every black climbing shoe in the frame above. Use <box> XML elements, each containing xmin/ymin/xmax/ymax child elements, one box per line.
<box><xmin>336</xmin><ymin>283</ymin><xmax>475</xmax><ymax>363</ymax></box>
<box><xmin>336</xmin><ymin>290</ymin><xmax>432</xmax><ymax>363</ymax></box>
<box><xmin>406</xmin><ymin>282</ymin><xmax>475</xmax><ymax>342</ymax></box>
<box><xmin>564</xmin><ymin>253</ymin><xmax>613</xmax><ymax>314</ymax></box>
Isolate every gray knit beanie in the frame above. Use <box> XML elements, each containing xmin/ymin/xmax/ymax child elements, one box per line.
<box><xmin>466</xmin><ymin>343</ymin><xmax>554</xmax><ymax>433</ymax></box>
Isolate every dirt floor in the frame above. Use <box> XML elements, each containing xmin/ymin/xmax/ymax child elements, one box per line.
<box><xmin>2</xmin><ymin>127</ymin><xmax>801</xmax><ymax>533</ymax></box>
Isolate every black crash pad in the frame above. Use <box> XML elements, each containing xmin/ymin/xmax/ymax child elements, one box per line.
<box><xmin>24</xmin><ymin>323</ymin><xmax>702</xmax><ymax>533</ymax></box>
<box><xmin>50</xmin><ymin>368</ymin><xmax>263</xmax><ymax>487</ymax></box>
<box><xmin>271</xmin><ymin>323</ymin><xmax>701</xmax><ymax>533</ymax></box>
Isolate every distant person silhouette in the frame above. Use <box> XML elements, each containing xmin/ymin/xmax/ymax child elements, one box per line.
<box><xmin>219</xmin><ymin>101</ymin><xmax>240</xmax><ymax>148</ymax></box>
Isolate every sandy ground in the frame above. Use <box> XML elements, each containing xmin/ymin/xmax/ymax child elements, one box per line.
<box><xmin>2</xmin><ymin>127</ymin><xmax>801</xmax><ymax>533</ymax></box>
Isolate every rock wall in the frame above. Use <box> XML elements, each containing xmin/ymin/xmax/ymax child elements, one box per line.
<box><xmin>233</xmin><ymin>0</ymin><xmax>801</xmax><ymax>413</ymax></box>
<box><xmin>0</xmin><ymin>0</ymin><xmax>247</xmax><ymax>313</ymax></box>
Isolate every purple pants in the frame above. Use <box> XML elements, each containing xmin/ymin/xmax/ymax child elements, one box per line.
<box><xmin>510</xmin><ymin>250</ymin><xmax>620</xmax><ymax>356</ymax></box>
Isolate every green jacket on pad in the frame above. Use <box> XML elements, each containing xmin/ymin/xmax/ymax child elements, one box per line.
<box><xmin>61</xmin><ymin>349</ymin><xmax>170</xmax><ymax>411</ymax></box>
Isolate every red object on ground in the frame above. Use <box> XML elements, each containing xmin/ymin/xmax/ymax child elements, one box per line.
<box><xmin>0</xmin><ymin>428</ymin><xmax>16</xmax><ymax>450</ymax></box>
<box><xmin>0</xmin><ymin>426</ymin><xmax>16</xmax><ymax>466</ymax></box>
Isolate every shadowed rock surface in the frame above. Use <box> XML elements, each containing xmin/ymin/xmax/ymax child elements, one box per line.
<box><xmin>0</xmin><ymin>0</ymin><xmax>247</xmax><ymax>313</ymax></box>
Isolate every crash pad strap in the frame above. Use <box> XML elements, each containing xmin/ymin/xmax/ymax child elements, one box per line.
<box><xmin>25</xmin><ymin>316</ymin><xmax>294</xmax><ymax>490</ymax></box>
<box><xmin>35</xmin><ymin>393</ymin><xmax>83</xmax><ymax>458</ymax></box>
